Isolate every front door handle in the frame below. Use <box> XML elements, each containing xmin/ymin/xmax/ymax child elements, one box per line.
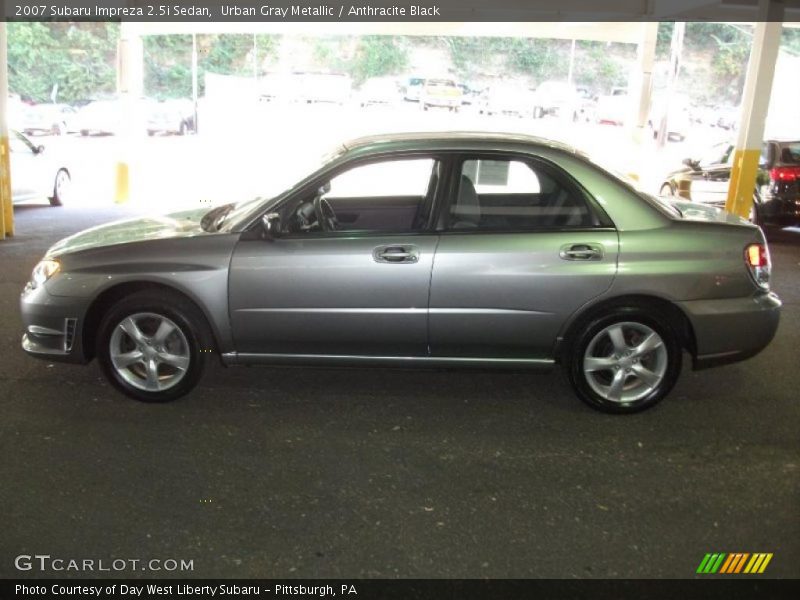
<box><xmin>559</xmin><ymin>243</ymin><xmax>604</xmax><ymax>261</ymax></box>
<box><xmin>373</xmin><ymin>245</ymin><xmax>420</xmax><ymax>264</ymax></box>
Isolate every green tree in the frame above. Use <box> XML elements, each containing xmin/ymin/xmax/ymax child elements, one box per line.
<box><xmin>144</xmin><ymin>33</ymin><xmax>279</xmax><ymax>98</ymax></box>
<box><xmin>349</xmin><ymin>36</ymin><xmax>408</xmax><ymax>84</ymax></box>
<box><xmin>7</xmin><ymin>22</ymin><xmax>118</xmax><ymax>103</ymax></box>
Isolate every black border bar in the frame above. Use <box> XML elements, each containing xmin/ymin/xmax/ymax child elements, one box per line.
<box><xmin>3</xmin><ymin>0</ymin><xmax>800</xmax><ymax>22</ymax></box>
<box><xmin>4</xmin><ymin>579</ymin><xmax>800</xmax><ymax>600</ymax></box>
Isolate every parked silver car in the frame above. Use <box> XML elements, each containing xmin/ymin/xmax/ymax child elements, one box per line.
<box><xmin>20</xmin><ymin>133</ymin><xmax>781</xmax><ymax>413</ymax></box>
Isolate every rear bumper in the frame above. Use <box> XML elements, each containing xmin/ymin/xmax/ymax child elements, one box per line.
<box><xmin>678</xmin><ymin>292</ymin><xmax>781</xmax><ymax>369</ymax></box>
<box><xmin>760</xmin><ymin>194</ymin><xmax>800</xmax><ymax>227</ymax></box>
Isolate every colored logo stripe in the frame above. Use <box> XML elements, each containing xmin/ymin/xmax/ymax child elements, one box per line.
<box><xmin>697</xmin><ymin>553</ymin><xmax>773</xmax><ymax>574</ymax></box>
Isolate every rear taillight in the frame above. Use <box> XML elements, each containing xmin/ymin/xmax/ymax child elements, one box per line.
<box><xmin>769</xmin><ymin>166</ymin><xmax>800</xmax><ymax>182</ymax></box>
<box><xmin>745</xmin><ymin>243</ymin><xmax>771</xmax><ymax>290</ymax></box>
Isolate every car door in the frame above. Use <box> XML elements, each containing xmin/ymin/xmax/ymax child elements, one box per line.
<box><xmin>429</xmin><ymin>154</ymin><xmax>619</xmax><ymax>359</ymax></box>
<box><xmin>228</xmin><ymin>156</ymin><xmax>441</xmax><ymax>357</ymax></box>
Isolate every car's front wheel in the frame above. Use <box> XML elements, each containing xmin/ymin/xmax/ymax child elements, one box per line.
<box><xmin>96</xmin><ymin>291</ymin><xmax>210</xmax><ymax>402</ymax></box>
<box><xmin>567</xmin><ymin>308</ymin><xmax>682</xmax><ymax>413</ymax></box>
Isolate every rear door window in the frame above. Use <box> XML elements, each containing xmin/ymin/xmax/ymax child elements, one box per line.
<box><xmin>447</xmin><ymin>157</ymin><xmax>600</xmax><ymax>231</ymax></box>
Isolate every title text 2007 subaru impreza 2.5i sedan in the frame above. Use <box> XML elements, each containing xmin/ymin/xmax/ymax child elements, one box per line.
<box><xmin>20</xmin><ymin>132</ymin><xmax>781</xmax><ymax>413</ymax></box>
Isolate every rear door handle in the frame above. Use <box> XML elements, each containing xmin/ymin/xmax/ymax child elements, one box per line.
<box><xmin>559</xmin><ymin>243</ymin><xmax>604</xmax><ymax>261</ymax></box>
<box><xmin>373</xmin><ymin>245</ymin><xmax>420</xmax><ymax>264</ymax></box>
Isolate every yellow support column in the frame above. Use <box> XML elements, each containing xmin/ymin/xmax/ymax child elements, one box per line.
<box><xmin>0</xmin><ymin>22</ymin><xmax>14</xmax><ymax>239</ymax></box>
<box><xmin>115</xmin><ymin>22</ymin><xmax>143</xmax><ymax>205</ymax></box>
<box><xmin>726</xmin><ymin>0</ymin><xmax>784</xmax><ymax>219</ymax></box>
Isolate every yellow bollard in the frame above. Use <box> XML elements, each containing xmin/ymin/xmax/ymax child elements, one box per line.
<box><xmin>114</xmin><ymin>161</ymin><xmax>130</xmax><ymax>204</ymax></box>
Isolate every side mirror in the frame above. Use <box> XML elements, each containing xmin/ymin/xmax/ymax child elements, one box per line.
<box><xmin>682</xmin><ymin>157</ymin><xmax>699</xmax><ymax>170</ymax></box>
<box><xmin>261</xmin><ymin>212</ymin><xmax>281</xmax><ymax>240</ymax></box>
<box><xmin>35</xmin><ymin>145</ymin><xmax>45</xmax><ymax>155</ymax></box>
<box><xmin>319</xmin><ymin>181</ymin><xmax>331</xmax><ymax>196</ymax></box>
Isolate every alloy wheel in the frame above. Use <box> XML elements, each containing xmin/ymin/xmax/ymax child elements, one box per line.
<box><xmin>109</xmin><ymin>312</ymin><xmax>191</xmax><ymax>392</ymax></box>
<box><xmin>582</xmin><ymin>321</ymin><xmax>668</xmax><ymax>403</ymax></box>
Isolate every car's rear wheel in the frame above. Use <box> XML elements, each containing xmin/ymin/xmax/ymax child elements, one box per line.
<box><xmin>96</xmin><ymin>291</ymin><xmax>210</xmax><ymax>402</ymax></box>
<box><xmin>659</xmin><ymin>183</ymin><xmax>675</xmax><ymax>197</ymax></box>
<box><xmin>49</xmin><ymin>169</ymin><xmax>70</xmax><ymax>206</ymax></box>
<box><xmin>567</xmin><ymin>308</ymin><xmax>682</xmax><ymax>413</ymax></box>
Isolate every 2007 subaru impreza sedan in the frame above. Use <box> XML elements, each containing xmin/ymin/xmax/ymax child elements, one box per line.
<box><xmin>20</xmin><ymin>132</ymin><xmax>781</xmax><ymax>413</ymax></box>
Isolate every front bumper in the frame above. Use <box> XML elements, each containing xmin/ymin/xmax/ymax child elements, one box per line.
<box><xmin>678</xmin><ymin>292</ymin><xmax>781</xmax><ymax>369</ymax></box>
<box><xmin>20</xmin><ymin>282</ymin><xmax>91</xmax><ymax>364</ymax></box>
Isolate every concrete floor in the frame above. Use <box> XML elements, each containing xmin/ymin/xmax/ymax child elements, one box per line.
<box><xmin>1</xmin><ymin>204</ymin><xmax>798</xmax><ymax>579</ymax></box>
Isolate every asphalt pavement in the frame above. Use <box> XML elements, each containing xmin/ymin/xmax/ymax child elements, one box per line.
<box><xmin>0</xmin><ymin>204</ymin><xmax>798</xmax><ymax>579</ymax></box>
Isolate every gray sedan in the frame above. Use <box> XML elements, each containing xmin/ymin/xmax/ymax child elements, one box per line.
<box><xmin>20</xmin><ymin>132</ymin><xmax>781</xmax><ymax>413</ymax></box>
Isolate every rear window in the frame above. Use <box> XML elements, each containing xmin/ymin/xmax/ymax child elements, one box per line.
<box><xmin>778</xmin><ymin>142</ymin><xmax>800</xmax><ymax>164</ymax></box>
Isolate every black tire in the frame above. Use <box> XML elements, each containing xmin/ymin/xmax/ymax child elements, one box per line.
<box><xmin>49</xmin><ymin>169</ymin><xmax>70</xmax><ymax>206</ymax></box>
<box><xmin>96</xmin><ymin>290</ymin><xmax>212</xmax><ymax>402</ymax></box>
<box><xmin>748</xmin><ymin>201</ymin><xmax>763</xmax><ymax>226</ymax></box>
<box><xmin>566</xmin><ymin>307</ymin><xmax>682</xmax><ymax>414</ymax></box>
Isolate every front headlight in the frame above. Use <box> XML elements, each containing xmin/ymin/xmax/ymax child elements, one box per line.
<box><xmin>29</xmin><ymin>259</ymin><xmax>60</xmax><ymax>289</ymax></box>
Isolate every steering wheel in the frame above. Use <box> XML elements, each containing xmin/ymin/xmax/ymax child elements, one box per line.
<box><xmin>313</xmin><ymin>195</ymin><xmax>339</xmax><ymax>231</ymax></box>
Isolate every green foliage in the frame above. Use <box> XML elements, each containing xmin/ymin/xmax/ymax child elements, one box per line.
<box><xmin>350</xmin><ymin>36</ymin><xmax>408</xmax><ymax>84</ymax></box>
<box><xmin>781</xmin><ymin>28</ymin><xmax>800</xmax><ymax>55</ymax></box>
<box><xmin>7</xmin><ymin>24</ymin><xmax>800</xmax><ymax>107</ymax></box>
<box><xmin>446</xmin><ymin>36</ymin><xmax>626</xmax><ymax>91</ymax></box>
<box><xmin>144</xmin><ymin>33</ymin><xmax>279</xmax><ymax>99</ymax></box>
<box><xmin>447</xmin><ymin>37</ymin><xmax>569</xmax><ymax>81</ymax></box>
<box><xmin>573</xmin><ymin>41</ymin><xmax>628</xmax><ymax>92</ymax></box>
<box><xmin>7</xmin><ymin>22</ymin><xmax>118</xmax><ymax>103</ymax></box>
<box><xmin>144</xmin><ymin>34</ymin><xmax>192</xmax><ymax>99</ymax></box>
<box><xmin>656</xmin><ymin>22</ymin><xmax>674</xmax><ymax>59</ymax></box>
<box><xmin>308</xmin><ymin>36</ymin><xmax>407</xmax><ymax>84</ymax></box>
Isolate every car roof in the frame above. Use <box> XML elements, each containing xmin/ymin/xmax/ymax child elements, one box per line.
<box><xmin>340</xmin><ymin>131</ymin><xmax>584</xmax><ymax>157</ymax></box>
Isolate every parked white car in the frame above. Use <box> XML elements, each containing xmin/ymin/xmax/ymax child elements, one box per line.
<box><xmin>532</xmin><ymin>81</ymin><xmax>582</xmax><ymax>120</ymax></box>
<box><xmin>9</xmin><ymin>130</ymin><xmax>70</xmax><ymax>206</ymax></box>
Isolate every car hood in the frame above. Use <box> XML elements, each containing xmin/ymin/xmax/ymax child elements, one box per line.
<box><xmin>45</xmin><ymin>207</ymin><xmax>214</xmax><ymax>258</ymax></box>
<box><xmin>668</xmin><ymin>198</ymin><xmax>752</xmax><ymax>226</ymax></box>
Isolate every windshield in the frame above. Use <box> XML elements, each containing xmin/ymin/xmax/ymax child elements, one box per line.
<box><xmin>779</xmin><ymin>142</ymin><xmax>800</xmax><ymax>164</ymax></box>
<box><xmin>217</xmin><ymin>144</ymin><xmax>346</xmax><ymax>231</ymax></box>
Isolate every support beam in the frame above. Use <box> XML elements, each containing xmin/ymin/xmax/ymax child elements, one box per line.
<box><xmin>0</xmin><ymin>22</ymin><xmax>13</xmax><ymax>239</ymax></box>
<box><xmin>630</xmin><ymin>22</ymin><xmax>659</xmax><ymax>147</ymax></box>
<box><xmin>656</xmin><ymin>22</ymin><xmax>685</xmax><ymax>148</ymax></box>
<box><xmin>115</xmin><ymin>22</ymin><xmax>144</xmax><ymax>204</ymax></box>
<box><xmin>726</xmin><ymin>0</ymin><xmax>785</xmax><ymax>219</ymax></box>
